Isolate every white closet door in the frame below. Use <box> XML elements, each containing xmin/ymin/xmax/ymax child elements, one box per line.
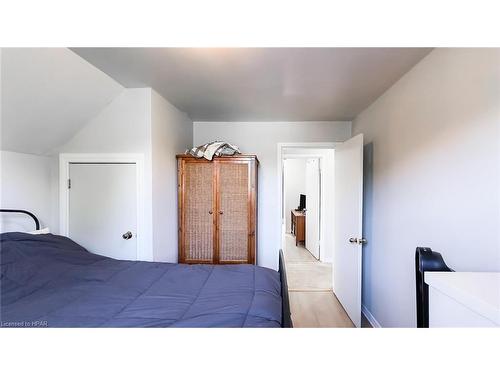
<box><xmin>305</xmin><ymin>158</ymin><xmax>320</xmax><ymax>259</ymax></box>
<box><xmin>69</xmin><ymin>163</ymin><xmax>137</xmax><ymax>260</ymax></box>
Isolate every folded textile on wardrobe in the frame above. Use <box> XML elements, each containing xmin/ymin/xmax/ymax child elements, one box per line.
<box><xmin>186</xmin><ymin>141</ymin><xmax>241</xmax><ymax>160</ymax></box>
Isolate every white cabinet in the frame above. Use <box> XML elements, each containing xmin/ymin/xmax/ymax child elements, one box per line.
<box><xmin>425</xmin><ymin>272</ymin><xmax>500</xmax><ymax>327</ymax></box>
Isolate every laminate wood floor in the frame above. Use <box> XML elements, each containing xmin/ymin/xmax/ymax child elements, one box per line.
<box><xmin>286</xmin><ymin>262</ymin><xmax>333</xmax><ymax>291</ymax></box>
<box><xmin>284</xmin><ymin>234</ymin><xmax>333</xmax><ymax>291</ymax></box>
<box><xmin>289</xmin><ymin>291</ymin><xmax>354</xmax><ymax>328</ymax></box>
<box><xmin>283</xmin><ymin>235</ymin><xmax>317</xmax><ymax>263</ymax></box>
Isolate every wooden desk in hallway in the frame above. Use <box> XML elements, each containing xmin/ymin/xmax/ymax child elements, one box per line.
<box><xmin>291</xmin><ymin>210</ymin><xmax>305</xmax><ymax>246</ymax></box>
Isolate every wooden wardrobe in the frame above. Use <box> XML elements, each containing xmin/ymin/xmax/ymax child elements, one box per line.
<box><xmin>177</xmin><ymin>154</ymin><xmax>258</xmax><ymax>264</ymax></box>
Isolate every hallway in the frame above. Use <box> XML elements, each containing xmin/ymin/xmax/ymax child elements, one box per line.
<box><xmin>283</xmin><ymin>233</ymin><xmax>354</xmax><ymax>327</ymax></box>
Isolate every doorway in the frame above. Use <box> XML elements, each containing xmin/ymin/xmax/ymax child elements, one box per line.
<box><xmin>281</xmin><ymin>147</ymin><xmax>335</xmax><ymax>295</ymax></box>
<box><xmin>281</xmin><ymin>146</ymin><xmax>335</xmax><ymax>263</ymax></box>
<box><xmin>280</xmin><ymin>145</ymin><xmax>353</xmax><ymax>327</ymax></box>
<box><xmin>277</xmin><ymin>137</ymin><xmax>367</xmax><ymax>327</ymax></box>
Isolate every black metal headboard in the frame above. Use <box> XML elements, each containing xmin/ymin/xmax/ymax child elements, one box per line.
<box><xmin>0</xmin><ymin>209</ymin><xmax>40</xmax><ymax>230</ymax></box>
<box><xmin>415</xmin><ymin>247</ymin><xmax>453</xmax><ymax>328</ymax></box>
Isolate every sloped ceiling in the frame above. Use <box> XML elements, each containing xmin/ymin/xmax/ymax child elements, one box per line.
<box><xmin>72</xmin><ymin>48</ymin><xmax>432</xmax><ymax>121</ymax></box>
<box><xmin>1</xmin><ymin>48</ymin><xmax>124</xmax><ymax>155</ymax></box>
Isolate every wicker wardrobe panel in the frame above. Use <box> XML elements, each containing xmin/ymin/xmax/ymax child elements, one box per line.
<box><xmin>218</xmin><ymin>163</ymin><xmax>249</xmax><ymax>262</ymax></box>
<box><xmin>177</xmin><ymin>155</ymin><xmax>258</xmax><ymax>264</ymax></box>
<box><xmin>183</xmin><ymin>162</ymin><xmax>214</xmax><ymax>262</ymax></box>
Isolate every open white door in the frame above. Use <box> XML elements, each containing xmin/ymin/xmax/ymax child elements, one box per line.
<box><xmin>334</xmin><ymin>134</ymin><xmax>364</xmax><ymax>327</ymax></box>
<box><xmin>305</xmin><ymin>158</ymin><xmax>320</xmax><ymax>259</ymax></box>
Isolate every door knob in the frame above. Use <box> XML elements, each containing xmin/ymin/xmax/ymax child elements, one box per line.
<box><xmin>349</xmin><ymin>238</ymin><xmax>357</xmax><ymax>244</ymax></box>
<box><xmin>122</xmin><ymin>231</ymin><xmax>133</xmax><ymax>240</ymax></box>
<box><xmin>209</xmin><ymin>210</ymin><xmax>213</xmax><ymax>214</ymax></box>
<box><xmin>219</xmin><ymin>211</ymin><xmax>224</xmax><ymax>215</ymax></box>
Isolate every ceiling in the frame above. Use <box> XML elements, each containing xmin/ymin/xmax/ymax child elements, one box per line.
<box><xmin>72</xmin><ymin>48</ymin><xmax>432</xmax><ymax>121</ymax></box>
<box><xmin>1</xmin><ymin>48</ymin><xmax>124</xmax><ymax>155</ymax></box>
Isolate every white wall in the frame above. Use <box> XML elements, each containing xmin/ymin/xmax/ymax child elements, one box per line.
<box><xmin>58</xmin><ymin>88</ymin><xmax>154</xmax><ymax>259</ymax></box>
<box><xmin>194</xmin><ymin>121</ymin><xmax>351</xmax><ymax>269</ymax></box>
<box><xmin>151</xmin><ymin>89</ymin><xmax>192</xmax><ymax>262</ymax></box>
<box><xmin>58</xmin><ymin>88</ymin><xmax>193</xmax><ymax>262</ymax></box>
<box><xmin>283</xmin><ymin>158</ymin><xmax>306</xmax><ymax>232</ymax></box>
<box><xmin>59</xmin><ymin>88</ymin><xmax>152</xmax><ymax>155</ymax></box>
<box><xmin>1</xmin><ymin>48</ymin><xmax>123</xmax><ymax>155</ymax></box>
<box><xmin>0</xmin><ymin>151</ymin><xmax>57</xmax><ymax>232</ymax></box>
<box><xmin>352</xmin><ymin>48</ymin><xmax>500</xmax><ymax>327</ymax></box>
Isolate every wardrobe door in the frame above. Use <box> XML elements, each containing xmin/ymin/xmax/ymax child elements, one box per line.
<box><xmin>217</xmin><ymin>161</ymin><xmax>251</xmax><ymax>263</ymax></box>
<box><xmin>180</xmin><ymin>161</ymin><xmax>215</xmax><ymax>263</ymax></box>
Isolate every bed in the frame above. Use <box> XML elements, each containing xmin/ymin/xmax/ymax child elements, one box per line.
<box><xmin>0</xmin><ymin>209</ymin><xmax>292</xmax><ymax>328</ymax></box>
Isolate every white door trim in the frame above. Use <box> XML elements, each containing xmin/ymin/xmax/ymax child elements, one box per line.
<box><xmin>305</xmin><ymin>157</ymin><xmax>321</xmax><ymax>259</ymax></box>
<box><xmin>277</xmin><ymin>142</ymin><xmax>340</xmax><ymax>257</ymax></box>
<box><xmin>59</xmin><ymin>153</ymin><xmax>148</xmax><ymax>261</ymax></box>
<box><xmin>283</xmin><ymin>153</ymin><xmax>325</xmax><ymax>159</ymax></box>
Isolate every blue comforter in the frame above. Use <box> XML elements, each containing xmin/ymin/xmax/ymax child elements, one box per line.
<box><xmin>0</xmin><ymin>232</ymin><xmax>281</xmax><ymax>327</ymax></box>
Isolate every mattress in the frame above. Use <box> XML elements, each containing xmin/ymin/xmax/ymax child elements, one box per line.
<box><xmin>0</xmin><ymin>232</ymin><xmax>282</xmax><ymax>328</ymax></box>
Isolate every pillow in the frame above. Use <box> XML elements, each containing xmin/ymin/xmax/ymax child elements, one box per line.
<box><xmin>28</xmin><ymin>227</ymin><xmax>50</xmax><ymax>235</ymax></box>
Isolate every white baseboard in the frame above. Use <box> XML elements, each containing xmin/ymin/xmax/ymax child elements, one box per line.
<box><xmin>362</xmin><ymin>305</ymin><xmax>382</xmax><ymax>328</ymax></box>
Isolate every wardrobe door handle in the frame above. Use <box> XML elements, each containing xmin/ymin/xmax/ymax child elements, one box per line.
<box><xmin>219</xmin><ymin>211</ymin><xmax>223</xmax><ymax>215</ymax></box>
<box><xmin>209</xmin><ymin>210</ymin><xmax>213</xmax><ymax>214</ymax></box>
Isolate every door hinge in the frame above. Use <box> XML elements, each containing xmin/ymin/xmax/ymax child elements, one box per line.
<box><xmin>68</xmin><ymin>179</ymin><xmax>71</xmax><ymax>189</ymax></box>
